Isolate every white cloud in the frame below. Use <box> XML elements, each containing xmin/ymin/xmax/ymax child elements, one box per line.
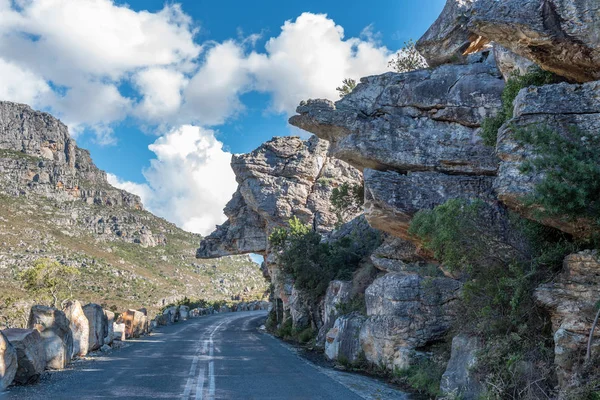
<box><xmin>0</xmin><ymin>58</ymin><xmax>51</xmax><ymax>106</ymax></box>
<box><xmin>108</xmin><ymin>125</ymin><xmax>237</xmax><ymax>235</ymax></box>
<box><xmin>134</xmin><ymin>67</ymin><xmax>187</xmax><ymax>121</ymax></box>
<box><xmin>247</xmin><ymin>12</ymin><xmax>393</xmax><ymax>114</ymax></box>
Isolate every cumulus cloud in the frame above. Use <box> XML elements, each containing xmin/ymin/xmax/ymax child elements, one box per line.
<box><xmin>0</xmin><ymin>3</ymin><xmax>397</xmax><ymax>233</ymax></box>
<box><xmin>108</xmin><ymin>125</ymin><xmax>237</xmax><ymax>235</ymax></box>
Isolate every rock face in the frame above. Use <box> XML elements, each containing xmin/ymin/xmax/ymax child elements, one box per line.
<box><xmin>83</xmin><ymin>304</ymin><xmax>107</xmax><ymax>352</ymax></box>
<box><xmin>178</xmin><ymin>306</ymin><xmax>189</xmax><ymax>321</ymax></box>
<box><xmin>416</xmin><ymin>0</ymin><xmax>478</xmax><ymax>67</ymax></box>
<box><xmin>28</xmin><ymin>306</ymin><xmax>73</xmax><ymax>370</ymax></box>
<box><xmin>495</xmin><ymin>81</ymin><xmax>600</xmax><ymax>238</ymax></box>
<box><xmin>534</xmin><ymin>251</ymin><xmax>600</xmax><ymax>387</ymax></box>
<box><xmin>63</xmin><ymin>300</ymin><xmax>89</xmax><ymax>357</ymax></box>
<box><xmin>318</xmin><ymin>281</ymin><xmax>353</xmax><ymax>345</ymax></box>
<box><xmin>0</xmin><ymin>331</ymin><xmax>17</xmax><ymax>390</ymax></box>
<box><xmin>364</xmin><ymin>169</ymin><xmax>495</xmax><ymax>240</ymax></box>
<box><xmin>198</xmin><ymin>136</ymin><xmax>361</xmax><ymax>258</ymax></box>
<box><xmin>2</xmin><ymin>329</ymin><xmax>45</xmax><ymax>385</ymax></box>
<box><xmin>324</xmin><ymin>313</ymin><xmax>366</xmax><ymax>364</ymax></box>
<box><xmin>370</xmin><ymin>236</ymin><xmax>422</xmax><ymax>273</ymax></box>
<box><xmin>359</xmin><ymin>273</ymin><xmax>461</xmax><ymax>370</ymax></box>
<box><xmin>440</xmin><ymin>334</ymin><xmax>483</xmax><ymax>399</ymax></box>
<box><xmin>289</xmin><ymin>60</ymin><xmax>503</xmax><ymax>175</ymax></box>
<box><xmin>122</xmin><ymin>310</ymin><xmax>146</xmax><ymax>338</ymax></box>
<box><xmin>492</xmin><ymin>44</ymin><xmax>535</xmax><ymax>81</ymax></box>
<box><xmin>469</xmin><ymin>0</ymin><xmax>600</xmax><ymax>83</ymax></box>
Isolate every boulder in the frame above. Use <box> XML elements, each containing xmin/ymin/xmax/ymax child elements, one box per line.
<box><xmin>62</xmin><ymin>300</ymin><xmax>89</xmax><ymax>357</ymax></box>
<box><xmin>440</xmin><ymin>334</ymin><xmax>483</xmax><ymax>399</ymax></box>
<box><xmin>324</xmin><ymin>313</ymin><xmax>366</xmax><ymax>364</ymax></box>
<box><xmin>113</xmin><ymin>322</ymin><xmax>126</xmax><ymax>341</ymax></box>
<box><xmin>288</xmin><ymin>287</ymin><xmax>311</xmax><ymax>330</ymax></box>
<box><xmin>2</xmin><ymin>329</ymin><xmax>45</xmax><ymax>385</ymax></box>
<box><xmin>103</xmin><ymin>310</ymin><xmax>115</xmax><ymax>345</ymax></box>
<box><xmin>492</xmin><ymin>44</ymin><xmax>535</xmax><ymax>81</ymax></box>
<box><xmin>534</xmin><ymin>251</ymin><xmax>600</xmax><ymax>389</ymax></box>
<box><xmin>178</xmin><ymin>306</ymin><xmax>189</xmax><ymax>321</ymax></box>
<box><xmin>162</xmin><ymin>306</ymin><xmax>178</xmax><ymax>325</ymax></box>
<box><xmin>495</xmin><ymin>81</ymin><xmax>600</xmax><ymax>238</ymax></box>
<box><xmin>28</xmin><ymin>305</ymin><xmax>73</xmax><ymax>370</ymax></box>
<box><xmin>370</xmin><ymin>236</ymin><xmax>424</xmax><ymax>273</ymax></box>
<box><xmin>83</xmin><ymin>304</ymin><xmax>107</xmax><ymax>351</ymax></box>
<box><xmin>364</xmin><ymin>169</ymin><xmax>495</xmax><ymax>240</ymax></box>
<box><xmin>289</xmin><ymin>59</ymin><xmax>503</xmax><ymax>175</ymax></box>
<box><xmin>0</xmin><ymin>331</ymin><xmax>17</xmax><ymax>390</ymax></box>
<box><xmin>359</xmin><ymin>273</ymin><xmax>461</xmax><ymax>370</ymax></box>
<box><xmin>469</xmin><ymin>0</ymin><xmax>600</xmax><ymax>83</ymax></box>
<box><xmin>122</xmin><ymin>310</ymin><xmax>146</xmax><ymax>338</ymax></box>
<box><xmin>416</xmin><ymin>0</ymin><xmax>480</xmax><ymax>67</ymax></box>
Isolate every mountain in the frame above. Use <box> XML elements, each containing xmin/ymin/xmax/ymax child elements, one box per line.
<box><xmin>0</xmin><ymin>101</ymin><xmax>267</xmax><ymax>327</ymax></box>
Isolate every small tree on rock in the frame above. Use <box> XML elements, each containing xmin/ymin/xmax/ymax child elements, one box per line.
<box><xmin>19</xmin><ymin>258</ymin><xmax>80</xmax><ymax>308</ymax></box>
<box><xmin>388</xmin><ymin>39</ymin><xmax>428</xmax><ymax>73</ymax></box>
<box><xmin>336</xmin><ymin>78</ymin><xmax>357</xmax><ymax>98</ymax></box>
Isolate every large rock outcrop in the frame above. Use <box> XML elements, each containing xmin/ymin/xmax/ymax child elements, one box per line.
<box><xmin>495</xmin><ymin>81</ymin><xmax>600</xmax><ymax>238</ymax></box>
<box><xmin>0</xmin><ymin>331</ymin><xmax>17</xmax><ymax>391</ymax></box>
<box><xmin>324</xmin><ymin>313</ymin><xmax>366</xmax><ymax>364</ymax></box>
<box><xmin>28</xmin><ymin>306</ymin><xmax>73</xmax><ymax>370</ymax></box>
<box><xmin>63</xmin><ymin>300</ymin><xmax>89</xmax><ymax>357</ymax></box>
<box><xmin>440</xmin><ymin>334</ymin><xmax>483</xmax><ymax>399</ymax></box>
<box><xmin>2</xmin><ymin>329</ymin><xmax>45</xmax><ymax>385</ymax></box>
<box><xmin>198</xmin><ymin>136</ymin><xmax>361</xmax><ymax>258</ymax></box>
<box><xmin>534</xmin><ymin>251</ymin><xmax>600</xmax><ymax>388</ymax></box>
<box><xmin>289</xmin><ymin>56</ymin><xmax>503</xmax><ymax>242</ymax></box>
<box><xmin>359</xmin><ymin>273</ymin><xmax>461</xmax><ymax>370</ymax></box>
<box><xmin>469</xmin><ymin>0</ymin><xmax>600</xmax><ymax>83</ymax></box>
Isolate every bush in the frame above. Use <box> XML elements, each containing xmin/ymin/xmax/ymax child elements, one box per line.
<box><xmin>388</xmin><ymin>39</ymin><xmax>428</xmax><ymax>73</ymax></box>
<box><xmin>514</xmin><ymin>125</ymin><xmax>600</xmax><ymax>227</ymax></box>
<box><xmin>394</xmin><ymin>358</ymin><xmax>443</xmax><ymax>398</ymax></box>
<box><xmin>409</xmin><ymin>199</ymin><xmax>575</xmax><ymax>397</ymax></box>
<box><xmin>480</xmin><ymin>67</ymin><xmax>559</xmax><ymax>147</ymax></box>
<box><xmin>19</xmin><ymin>258</ymin><xmax>80</xmax><ymax>308</ymax></box>
<box><xmin>336</xmin><ymin>78</ymin><xmax>357</xmax><ymax>98</ymax></box>
<box><xmin>330</xmin><ymin>182</ymin><xmax>364</xmax><ymax>225</ymax></box>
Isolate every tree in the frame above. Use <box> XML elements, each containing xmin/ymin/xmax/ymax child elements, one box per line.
<box><xmin>330</xmin><ymin>182</ymin><xmax>364</xmax><ymax>225</ymax></box>
<box><xmin>19</xmin><ymin>258</ymin><xmax>80</xmax><ymax>308</ymax></box>
<box><xmin>336</xmin><ymin>78</ymin><xmax>357</xmax><ymax>98</ymax></box>
<box><xmin>388</xmin><ymin>39</ymin><xmax>428</xmax><ymax>73</ymax></box>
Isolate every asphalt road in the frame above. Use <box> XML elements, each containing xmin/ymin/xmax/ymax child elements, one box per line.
<box><xmin>1</xmin><ymin>311</ymin><xmax>409</xmax><ymax>400</ymax></box>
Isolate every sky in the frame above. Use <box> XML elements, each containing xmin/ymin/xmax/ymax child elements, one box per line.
<box><xmin>0</xmin><ymin>0</ymin><xmax>446</xmax><ymax>236</ymax></box>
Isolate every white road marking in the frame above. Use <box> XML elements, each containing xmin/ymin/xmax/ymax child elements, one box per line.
<box><xmin>181</xmin><ymin>356</ymin><xmax>199</xmax><ymax>399</ymax></box>
<box><xmin>194</xmin><ymin>367</ymin><xmax>205</xmax><ymax>400</ymax></box>
<box><xmin>208</xmin><ymin>362</ymin><xmax>215</xmax><ymax>400</ymax></box>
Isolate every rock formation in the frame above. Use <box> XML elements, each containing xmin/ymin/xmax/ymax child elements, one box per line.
<box><xmin>440</xmin><ymin>334</ymin><xmax>483</xmax><ymax>399</ymax></box>
<box><xmin>359</xmin><ymin>273</ymin><xmax>461</xmax><ymax>370</ymax></box>
<box><xmin>535</xmin><ymin>251</ymin><xmax>600</xmax><ymax>388</ymax></box>
<box><xmin>27</xmin><ymin>306</ymin><xmax>73</xmax><ymax>370</ymax></box>
<box><xmin>104</xmin><ymin>310</ymin><xmax>115</xmax><ymax>346</ymax></box>
<box><xmin>2</xmin><ymin>329</ymin><xmax>45</xmax><ymax>385</ymax></box>
<box><xmin>0</xmin><ymin>331</ymin><xmax>17</xmax><ymax>391</ymax></box>
<box><xmin>324</xmin><ymin>313</ymin><xmax>366</xmax><ymax>364</ymax></box>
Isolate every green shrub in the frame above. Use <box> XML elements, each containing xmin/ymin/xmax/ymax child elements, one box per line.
<box><xmin>394</xmin><ymin>358</ymin><xmax>443</xmax><ymax>398</ymax></box>
<box><xmin>296</xmin><ymin>327</ymin><xmax>315</xmax><ymax>344</ymax></box>
<box><xmin>275</xmin><ymin>318</ymin><xmax>293</xmax><ymax>339</ymax></box>
<box><xmin>336</xmin><ymin>78</ymin><xmax>357</xmax><ymax>98</ymax></box>
<box><xmin>515</xmin><ymin>125</ymin><xmax>600</xmax><ymax>226</ymax></box>
<box><xmin>480</xmin><ymin>67</ymin><xmax>559</xmax><ymax>147</ymax></box>
<box><xmin>335</xmin><ymin>294</ymin><xmax>367</xmax><ymax>316</ymax></box>
<box><xmin>409</xmin><ymin>199</ymin><xmax>575</xmax><ymax>397</ymax></box>
<box><xmin>388</xmin><ymin>39</ymin><xmax>428</xmax><ymax>73</ymax></box>
<box><xmin>330</xmin><ymin>182</ymin><xmax>364</xmax><ymax>225</ymax></box>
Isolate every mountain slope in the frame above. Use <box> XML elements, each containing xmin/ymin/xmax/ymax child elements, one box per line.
<box><xmin>0</xmin><ymin>101</ymin><xmax>267</xmax><ymax>327</ymax></box>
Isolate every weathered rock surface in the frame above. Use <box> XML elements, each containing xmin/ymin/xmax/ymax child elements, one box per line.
<box><xmin>198</xmin><ymin>136</ymin><xmax>361</xmax><ymax>258</ymax></box>
<box><xmin>0</xmin><ymin>331</ymin><xmax>17</xmax><ymax>390</ymax></box>
<box><xmin>534</xmin><ymin>251</ymin><xmax>600</xmax><ymax>388</ymax></box>
<box><xmin>359</xmin><ymin>273</ymin><xmax>461</xmax><ymax>370</ymax></box>
<box><xmin>289</xmin><ymin>59</ymin><xmax>503</xmax><ymax>175</ymax></box>
<box><xmin>370</xmin><ymin>236</ymin><xmax>421</xmax><ymax>273</ymax></box>
<box><xmin>492</xmin><ymin>44</ymin><xmax>535</xmax><ymax>81</ymax></box>
<box><xmin>469</xmin><ymin>0</ymin><xmax>600</xmax><ymax>83</ymax></box>
<box><xmin>122</xmin><ymin>310</ymin><xmax>146</xmax><ymax>338</ymax></box>
<box><xmin>288</xmin><ymin>287</ymin><xmax>311</xmax><ymax>330</ymax></box>
<box><xmin>104</xmin><ymin>310</ymin><xmax>115</xmax><ymax>346</ymax></box>
<box><xmin>28</xmin><ymin>306</ymin><xmax>73</xmax><ymax>370</ymax></box>
<box><xmin>162</xmin><ymin>307</ymin><xmax>178</xmax><ymax>325</ymax></box>
<box><xmin>63</xmin><ymin>300</ymin><xmax>89</xmax><ymax>357</ymax></box>
<box><xmin>113</xmin><ymin>323</ymin><xmax>126</xmax><ymax>341</ymax></box>
<box><xmin>178</xmin><ymin>306</ymin><xmax>189</xmax><ymax>321</ymax></box>
<box><xmin>440</xmin><ymin>334</ymin><xmax>483</xmax><ymax>399</ymax></box>
<box><xmin>495</xmin><ymin>81</ymin><xmax>600</xmax><ymax>237</ymax></box>
<box><xmin>364</xmin><ymin>169</ymin><xmax>495</xmax><ymax>239</ymax></box>
<box><xmin>83</xmin><ymin>304</ymin><xmax>107</xmax><ymax>352</ymax></box>
<box><xmin>415</xmin><ymin>0</ymin><xmax>478</xmax><ymax>67</ymax></box>
<box><xmin>318</xmin><ymin>281</ymin><xmax>353</xmax><ymax>346</ymax></box>
<box><xmin>324</xmin><ymin>313</ymin><xmax>366</xmax><ymax>364</ymax></box>
<box><xmin>2</xmin><ymin>329</ymin><xmax>45</xmax><ymax>385</ymax></box>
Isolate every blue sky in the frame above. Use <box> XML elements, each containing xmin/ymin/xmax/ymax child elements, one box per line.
<box><xmin>0</xmin><ymin>0</ymin><xmax>445</xmax><ymax>234</ymax></box>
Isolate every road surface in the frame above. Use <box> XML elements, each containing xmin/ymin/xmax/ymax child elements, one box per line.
<box><xmin>1</xmin><ymin>311</ymin><xmax>409</xmax><ymax>400</ymax></box>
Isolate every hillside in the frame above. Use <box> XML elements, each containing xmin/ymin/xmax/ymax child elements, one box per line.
<box><xmin>0</xmin><ymin>101</ymin><xmax>268</xmax><ymax>328</ymax></box>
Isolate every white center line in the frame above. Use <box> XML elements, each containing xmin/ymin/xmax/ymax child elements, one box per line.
<box><xmin>195</xmin><ymin>367</ymin><xmax>206</xmax><ymax>400</ymax></box>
